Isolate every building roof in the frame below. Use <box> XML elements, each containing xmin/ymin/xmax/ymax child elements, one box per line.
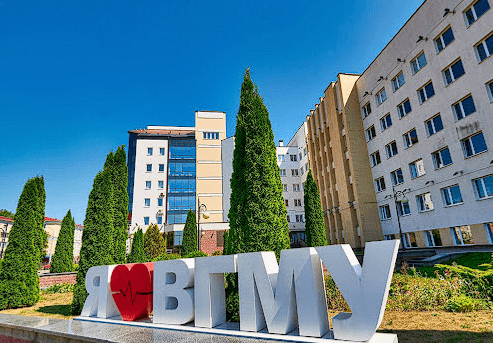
<box><xmin>128</xmin><ymin>128</ymin><xmax>195</xmax><ymax>137</ymax></box>
<box><xmin>0</xmin><ymin>216</ymin><xmax>14</xmax><ymax>222</ymax></box>
<box><xmin>45</xmin><ymin>217</ymin><xmax>61</xmax><ymax>223</ymax></box>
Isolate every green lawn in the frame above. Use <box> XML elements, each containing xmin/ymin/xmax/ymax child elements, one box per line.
<box><xmin>416</xmin><ymin>253</ymin><xmax>492</xmax><ymax>277</ymax></box>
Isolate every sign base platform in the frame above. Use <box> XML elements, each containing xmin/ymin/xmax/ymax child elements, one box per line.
<box><xmin>74</xmin><ymin>316</ymin><xmax>398</xmax><ymax>343</ymax></box>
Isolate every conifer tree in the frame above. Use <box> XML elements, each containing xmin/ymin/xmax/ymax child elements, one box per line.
<box><xmin>0</xmin><ymin>177</ymin><xmax>45</xmax><ymax>309</ymax></box>
<box><xmin>108</xmin><ymin>146</ymin><xmax>129</xmax><ymax>264</ymax></box>
<box><xmin>226</xmin><ymin>69</ymin><xmax>290</xmax><ymax>257</ymax></box>
<box><xmin>144</xmin><ymin>224</ymin><xmax>165</xmax><ymax>260</ymax></box>
<box><xmin>33</xmin><ymin>177</ymin><xmax>48</xmax><ymax>263</ymax></box>
<box><xmin>127</xmin><ymin>228</ymin><xmax>146</xmax><ymax>263</ymax></box>
<box><xmin>72</xmin><ymin>170</ymin><xmax>115</xmax><ymax>314</ymax></box>
<box><xmin>304</xmin><ymin>171</ymin><xmax>328</xmax><ymax>247</ymax></box>
<box><xmin>50</xmin><ymin>210</ymin><xmax>75</xmax><ymax>273</ymax></box>
<box><xmin>224</xmin><ymin>69</ymin><xmax>290</xmax><ymax>321</ymax></box>
<box><xmin>181</xmin><ymin>209</ymin><xmax>197</xmax><ymax>256</ymax></box>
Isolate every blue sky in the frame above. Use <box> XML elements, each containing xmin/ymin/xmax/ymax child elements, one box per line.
<box><xmin>0</xmin><ymin>0</ymin><xmax>423</xmax><ymax>224</ymax></box>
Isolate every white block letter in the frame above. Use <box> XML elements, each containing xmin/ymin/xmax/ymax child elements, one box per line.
<box><xmin>238</xmin><ymin>248</ymin><xmax>329</xmax><ymax>337</ymax></box>
<box><xmin>153</xmin><ymin>259</ymin><xmax>195</xmax><ymax>324</ymax></box>
<box><xmin>315</xmin><ymin>240</ymin><xmax>399</xmax><ymax>341</ymax></box>
<box><xmin>194</xmin><ymin>255</ymin><xmax>237</xmax><ymax>328</ymax></box>
<box><xmin>81</xmin><ymin>265</ymin><xmax>120</xmax><ymax>318</ymax></box>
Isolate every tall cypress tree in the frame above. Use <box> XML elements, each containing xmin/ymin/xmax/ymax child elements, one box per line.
<box><xmin>0</xmin><ymin>177</ymin><xmax>45</xmax><ymax>309</ymax></box>
<box><xmin>181</xmin><ymin>210</ymin><xmax>197</xmax><ymax>256</ymax></box>
<box><xmin>72</xmin><ymin>170</ymin><xmax>115</xmax><ymax>315</ymax></box>
<box><xmin>304</xmin><ymin>171</ymin><xmax>328</xmax><ymax>247</ymax></box>
<box><xmin>50</xmin><ymin>210</ymin><xmax>75</xmax><ymax>273</ymax></box>
<box><xmin>127</xmin><ymin>228</ymin><xmax>146</xmax><ymax>263</ymax></box>
<box><xmin>144</xmin><ymin>224</ymin><xmax>165</xmax><ymax>260</ymax></box>
<box><xmin>226</xmin><ymin>69</ymin><xmax>290</xmax><ymax>257</ymax></box>
<box><xmin>109</xmin><ymin>146</ymin><xmax>128</xmax><ymax>264</ymax></box>
<box><xmin>33</xmin><ymin>177</ymin><xmax>47</xmax><ymax>263</ymax></box>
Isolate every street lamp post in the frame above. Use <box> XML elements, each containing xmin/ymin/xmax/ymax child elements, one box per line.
<box><xmin>392</xmin><ymin>186</ymin><xmax>410</xmax><ymax>250</ymax></box>
<box><xmin>197</xmin><ymin>199</ymin><xmax>209</xmax><ymax>251</ymax></box>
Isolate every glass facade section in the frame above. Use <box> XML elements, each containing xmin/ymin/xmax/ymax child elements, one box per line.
<box><xmin>167</xmin><ymin>139</ymin><xmax>196</xmax><ymax>224</ymax></box>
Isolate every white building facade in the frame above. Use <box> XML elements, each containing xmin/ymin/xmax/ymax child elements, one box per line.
<box><xmin>358</xmin><ymin>0</ymin><xmax>493</xmax><ymax>247</ymax></box>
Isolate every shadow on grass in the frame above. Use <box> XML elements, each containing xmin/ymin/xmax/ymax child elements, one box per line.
<box><xmin>379</xmin><ymin>329</ymin><xmax>493</xmax><ymax>343</ymax></box>
<box><xmin>36</xmin><ymin>304</ymin><xmax>72</xmax><ymax>317</ymax></box>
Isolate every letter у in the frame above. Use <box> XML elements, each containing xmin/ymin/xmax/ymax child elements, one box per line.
<box><xmin>238</xmin><ymin>248</ymin><xmax>329</xmax><ymax>337</ymax></box>
<box><xmin>316</xmin><ymin>240</ymin><xmax>399</xmax><ymax>342</ymax></box>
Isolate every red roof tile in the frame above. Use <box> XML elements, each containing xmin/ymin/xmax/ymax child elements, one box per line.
<box><xmin>0</xmin><ymin>216</ymin><xmax>14</xmax><ymax>222</ymax></box>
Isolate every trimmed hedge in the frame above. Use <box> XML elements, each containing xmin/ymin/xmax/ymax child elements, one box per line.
<box><xmin>144</xmin><ymin>224</ymin><xmax>165</xmax><ymax>260</ymax></box>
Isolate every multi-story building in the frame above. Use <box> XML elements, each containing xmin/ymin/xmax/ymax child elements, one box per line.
<box><xmin>73</xmin><ymin>224</ymin><xmax>84</xmax><ymax>262</ymax></box>
<box><xmin>307</xmin><ymin>0</ymin><xmax>493</xmax><ymax>248</ymax></box>
<box><xmin>221</xmin><ymin>123</ymin><xmax>309</xmax><ymax>248</ymax></box>
<box><xmin>127</xmin><ymin>111</ymin><xmax>229</xmax><ymax>254</ymax></box>
<box><xmin>358</xmin><ymin>0</ymin><xmax>493</xmax><ymax>248</ymax></box>
<box><xmin>306</xmin><ymin>75</ymin><xmax>383</xmax><ymax>249</ymax></box>
<box><xmin>44</xmin><ymin>217</ymin><xmax>61</xmax><ymax>264</ymax></box>
<box><xmin>0</xmin><ymin>216</ymin><xmax>13</xmax><ymax>259</ymax></box>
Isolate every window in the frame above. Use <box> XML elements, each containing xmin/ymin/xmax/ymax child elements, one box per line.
<box><xmin>417</xmin><ymin>81</ymin><xmax>435</xmax><ymax>104</ymax></box>
<box><xmin>203</xmin><ymin>132</ymin><xmax>219</xmax><ymax>140</ymax></box>
<box><xmin>370</xmin><ymin>151</ymin><xmax>381</xmax><ymax>167</ymax></box>
<box><xmin>160</xmin><ymin>148</ymin><xmax>165</xmax><ymax>156</ymax></box>
<box><xmin>285</xmin><ymin>199</ymin><xmax>289</xmax><ymax>207</ymax></box>
<box><xmin>145</xmin><ymin>181</ymin><xmax>151</xmax><ymax>189</ymax></box>
<box><xmin>443</xmin><ymin>59</ymin><xmax>465</xmax><ymax>86</ymax></box>
<box><xmin>453</xmin><ymin>95</ymin><xmax>476</xmax><ymax>120</ymax></box>
<box><xmin>147</xmin><ymin>147</ymin><xmax>153</xmax><ymax>155</ymax></box>
<box><xmin>144</xmin><ymin>198</ymin><xmax>150</xmax><ymax>207</ymax></box>
<box><xmin>300</xmin><ymin>167</ymin><xmax>304</xmax><ymax>175</ymax></box>
<box><xmin>392</xmin><ymin>72</ymin><xmax>405</xmax><ymax>92</ymax></box>
<box><xmin>157</xmin><ymin>216</ymin><xmax>163</xmax><ymax>225</ymax></box>
<box><xmin>144</xmin><ymin>217</ymin><xmax>150</xmax><ymax>226</ymax></box>
<box><xmin>473</xmin><ymin>174</ymin><xmax>493</xmax><ymax>199</ymax></box>
<box><xmin>403</xmin><ymin>129</ymin><xmax>418</xmax><ymax>148</ymax></box>
<box><xmin>294</xmin><ymin>199</ymin><xmax>302</xmax><ymax>206</ymax></box>
<box><xmin>487</xmin><ymin>80</ymin><xmax>493</xmax><ymax>102</ymax></box>
<box><xmin>484</xmin><ymin>223</ymin><xmax>493</xmax><ymax>243</ymax></box>
<box><xmin>375</xmin><ymin>88</ymin><xmax>387</xmax><ymax>106</ymax></box>
<box><xmin>379</xmin><ymin>205</ymin><xmax>392</xmax><ymax>220</ymax></box>
<box><xmin>366</xmin><ymin>125</ymin><xmax>376</xmax><ymax>142</ymax></box>
<box><xmin>157</xmin><ymin>198</ymin><xmax>163</xmax><ymax>206</ymax></box>
<box><xmin>278</xmin><ymin>155</ymin><xmax>285</xmax><ymax>162</ymax></box>
<box><xmin>286</xmin><ymin>215</ymin><xmax>291</xmax><ymax>222</ymax></box>
<box><xmin>432</xmin><ymin>147</ymin><xmax>453</xmax><ymax>169</ymax></box>
<box><xmin>390</xmin><ymin>168</ymin><xmax>404</xmax><ymax>185</ymax></box>
<box><xmin>174</xmin><ymin>231</ymin><xmax>183</xmax><ymax>246</ymax></box>
<box><xmin>411</xmin><ymin>52</ymin><xmax>427</xmax><ymax>74</ymax></box>
<box><xmin>380</xmin><ymin>113</ymin><xmax>392</xmax><ymax>131</ymax></box>
<box><xmin>292</xmin><ymin>169</ymin><xmax>299</xmax><ymax>176</ymax></box>
<box><xmin>441</xmin><ymin>185</ymin><xmax>463</xmax><ymax>206</ymax></box>
<box><xmin>293</xmin><ymin>184</ymin><xmax>301</xmax><ymax>192</ymax></box>
<box><xmin>402</xmin><ymin>232</ymin><xmax>418</xmax><ymax>248</ymax></box>
<box><xmin>283</xmin><ymin>184</ymin><xmax>288</xmax><ymax>192</ymax></box>
<box><xmin>385</xmin><ymin>141</ymin><xmax>398</xmax><ymax>158</ymax></box>
<box><xmin>451</xmin><ymin>226</ymin><xmax>474</xmax><ymax>245</ymax></box>
<box><xmin>158</xmin><ymin>180</ymin><xmax>164</xmax><ymax>189</ymax></box>
<box><xmin>374</xmin><ymin>177</ymin><xmax>386</xmax><ymax>193</ymax></box>
<box><xmin>416</xmin><ymin>193</ymin><xmax>434</xmax><ymax>212</ymax></box>
<box><xmin>362</xmin><ymin>102</ymin><xmax>372</xmax><ymax>118</ymax></box>
<box><xmin>435</xmin><ymin>27</ymin><xmax>455</xmax><ymax>53</ymax></box>
<box><xmin>305</xmin><ymin>163</ymin><xmax>308</xmax><ymax>171</ymax></box>
<box><xmin>146</xmin><ymin>164</ymin><xmax>152</xmax><ymax>172</ymax></box>
<box><xmin>397</xmin><ymin>99</ymin><xmax>412</xmax><ymax>119</ymax></box>
<box><xmin>425</xmin><ymin>114</ymin><xmax>444</xmax><ymax>136</ymax></box>
<box><xmin>299</xmin><ymin>152</ymin><xmax>302</xmax><ymax>160</ymax></box>
<box><xmin>409</xmin><ymin>159</ymin><xmax>426</xmax><ymax>179</ymax></box>
<box><xmin>425</xmin><ymin>229</ymin><xmax>442</xmax><ymax>247</ymax></box>
<box><xmin>304</xmin><ymin>148</ymin><xmax>307</xmax><ymax>156</ymax></box>
<box><xmin>396</xmin><ymin>200</ymin><xmax>411</xmax><ymax>216</ymax></box>
<box><xmin>159</xmin><ymin>164</ymin><xmax>165</xmax><ymax>172</ymax></box>
<box><xmin>475</xmin><ymin>33</ymin><xmax>493</xmax><ymax>62</ymax></box>
<box><xmin>290</xmin><ymin>155</ymin><xmax>297</xmax><ymax>162</ymax></box>
<box><xmin>465</xmin><ymin>0</ymin><xmax>490</xmax><ymax>26</ymax></box>
<box><xmin>295</xmin><ymin>214</ymin><xmax>303</xmax><ymax>222</ymax></box>
<box><xmin>462</xmin><ymin>132</ymin><xmax>488</xmax><ymax>157</ymax></box>
<box><xmin>280</xmin><ymin>169</ymin><xmax>287</xmax><ymax>177</ymax></box>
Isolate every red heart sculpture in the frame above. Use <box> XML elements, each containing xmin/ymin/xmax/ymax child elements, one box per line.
<box><xmin>110</xmin><ymin>263</ymin><xmax>154</xmax><ymax>321</ymax></box>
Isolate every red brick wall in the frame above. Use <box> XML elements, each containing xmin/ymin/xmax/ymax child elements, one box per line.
<box><xmin>200</xmin><ymin>229</ymin><xmax>225</xmax><ymax>255</ymax></box>
<box><xmin>39</xmin><ymin>272</ymin><xmax>77</xmax><ymax>288</ymax></box>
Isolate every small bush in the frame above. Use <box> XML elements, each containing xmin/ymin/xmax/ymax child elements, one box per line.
<box><xmin>154</xmin><ymin>253</ymin><xmax>181</xmax><ymax>261</ymax></box>
<box><xmin>446</xmin><ymin>295</ymin><xmax>488</xmax><ymax>312</ymax></box>
<box><xmin>42</xmin><ymin>283</ymin><xmax>75</xmax><ymax>295</ymax></box>
<box><xmin>183</xmin><ymin>251</ymin><xmax>208</xmax><ymax>259</ymax></box>
<box><xmin>212</xmin><ymin>250</ymin><xmax>222</xmax><ymax>256</ymax></box>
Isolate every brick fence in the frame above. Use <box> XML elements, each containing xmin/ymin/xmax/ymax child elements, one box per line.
<box><xmin>38</xmin><ymin>272</ymin><xmax>77</xmax><ymax>289</ymax></box>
